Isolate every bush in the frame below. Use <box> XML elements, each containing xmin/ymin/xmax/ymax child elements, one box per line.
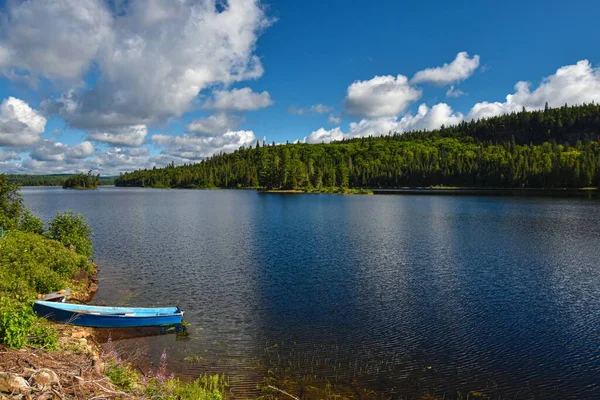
<box><xmin>27</xmin><ymin>322</ymin><xmax>59</xmax><ymax>350</ymax></box>
<box><xmin>105</xmin><ymin>360</ymin><xmax>139</xmax><ymax>391</ymax></box>
<box><xmin>18</xmin><ymin>209</ymin><xmax>44</xmax><ymax>234</ymax></box>
<box><xmin>46</xmin><ymin>212</ymin><xmax>93</xmax><ymax>258</ymax></box>
<box><xmin>0</xmin><ymin>230</ymin><xmax>90</xmax><ymax>299</ymax></box>
<box><xmin>0</xmin><ymin>298</ymin><xmax>36</xmax><ymax>349</ymax></box>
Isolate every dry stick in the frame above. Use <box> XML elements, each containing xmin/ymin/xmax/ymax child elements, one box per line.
<box><xmin>267</xmin><ymin>385</ymin><xmax>300</xmax><ymax>400</ymax></box>
<box><xmin>87</xmin><ymin>380</ymin><xmax>131</xmax><ymax>398</ymax></box>
<box><xmin>51</xmin><ymin>388</ymin><xmax>65</xmax><ymax>400</ymax></box>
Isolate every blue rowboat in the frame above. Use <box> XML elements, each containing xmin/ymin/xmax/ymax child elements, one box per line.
<box><xmin>33</xmin><ymin>300</ymin><xmax>184</xmax><ymax>328</ymax></box>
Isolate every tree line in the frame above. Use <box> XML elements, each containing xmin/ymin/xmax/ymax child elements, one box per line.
<box><xmin>115</xmin><ymin>103</ymin><xmax>600</xmax><ymax>190</ymax></box>
<box><xmin>7</xmin><ymin>174</ymin><xmax>114</xmax><ymax>187</ymax></box>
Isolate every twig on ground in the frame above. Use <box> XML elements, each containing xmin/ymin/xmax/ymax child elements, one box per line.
<box><xmin>267</xmin><ymin>384</ymin><xmax>301</xmax><ymax>400</ymax></box>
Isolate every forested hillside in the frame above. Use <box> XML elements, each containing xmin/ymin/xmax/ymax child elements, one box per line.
<box><xmin>116</xmin><ymin>104</ymin><xmax>600</xmax><ymax>189</ymax></box>
<box><xmin>8</xmin><ymin>174</ymin><xmax>114</xmax><ymax>187</ymax></box>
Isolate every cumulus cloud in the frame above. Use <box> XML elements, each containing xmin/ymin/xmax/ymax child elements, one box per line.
<box><xmin>305</xmin><ymin>103</ymin><xmax>464</xmax><ymax>143</ymax></box>
<box><xmin>153</xmin><ymin>130</ymin><xmax>257</xmax><ymax>160</ymax></box>
<box><xmin>6</xmin><ymin>146</ymin><xmax>153</xmax><ymax>176</ymax></box>
<box><xmin>343</xmin><ymin>74</ymin><xmax>421</xmax><ymax>118</ymax></box>
<box><xmin>412</xmin><ymin>52</ymin><xmax>480</xmax><ymax>86</ymax></box>
<box><xmin>0</xmin><ymin>97</ymin><xmax>46</xmax><ymax>146</ymax></box>
<box><xmin>0</xmin><ymin>151</ymin><xmax>19</xmax><ymax>162</ymax></box>
<box><xmin>24</xmin><ymin>0</ymin><xmax>272</xmax><ymax>133</ymax></box>
<box><xmin>0</xmin><ymin>0</ymin><xmax>112</xmax><ymax>82</ymax></box>
<box><xmin>88</xmin><ymin>125</ymin><xmax>148</xmax><ymax>146</ymax></box>
<box><xmin>187</xmin><ymin>114</ymin><xmax>241</xmax><ymax>136</ymax></box>
<box><xmin>204</xmin><ymin>88</ymin><xmax>274</xmax><ymax>112</ymax></box>
<box><xmin>304</xmin><ymin>127</ymin><xmax>344</xmax><ymax>144</ymax></box>
<box><xmin>468</xmin><ymin>60</ymin><xmax>600</xmax><ymax>120</ymax></box>
<box><xmin>84</xmin><ymin>146</ymin><xmax>152</xmax><ymax>174</ymax></box>
<box><xmin>30</xmin><ymin>139</ymin><xmax>94</xmax><ymax>162</ymax></box>
<box><xmin>289</xmin><ymin>104</ymin><xmax>332</xmax><ymax>115</ymax></box>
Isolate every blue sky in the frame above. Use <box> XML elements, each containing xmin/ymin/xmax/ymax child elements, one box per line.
<box><xmin>0</xmin><ymin>0</ymin><xmax>599</xmax><ymax>175</ymax></box>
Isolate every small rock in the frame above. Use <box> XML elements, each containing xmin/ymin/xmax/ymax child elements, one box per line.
<box><xmin>89</xmin><ymin>282</ymin><xmax>99</xmax><ymax>293</ymax></box>
<box><xmin>0</xmin><ymin>372</ymin><xmax>30</xmax><ymax>394</ymax></box>
<box><xmin>71</xmin><ymin>330</ymin><xmax>88</xmax><ymax>339</ymax></box>
<box><xmin>30</xmin><ymin>369</ymin><xmax>59</xmax><ymax>387</ymax></box>
<box><xmin>78</xmin><ymin>338</ymin><xmax>87</xmax><ymax>346</ymax></box>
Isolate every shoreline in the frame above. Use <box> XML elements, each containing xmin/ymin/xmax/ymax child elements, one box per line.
<box><xmin>114</xmin><ymin>185</ymin><xmax>600</xmax><ymax>197</ymax></box>
<box><xmin>370</xmin><ymin>187</ymin><xmax>600</xmax><ymax>196</ymax></box>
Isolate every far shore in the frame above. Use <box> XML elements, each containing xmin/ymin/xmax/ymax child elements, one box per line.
<box><xmin>29</xmin><ymin>184</ymin><xmax>600</xmax><ymax>197</ymax></box>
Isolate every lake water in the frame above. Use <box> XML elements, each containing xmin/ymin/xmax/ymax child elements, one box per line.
<box><xmin>23</xmin><ymin>187</ymin><xmax>600</xmax><ymax>399</ymax></box>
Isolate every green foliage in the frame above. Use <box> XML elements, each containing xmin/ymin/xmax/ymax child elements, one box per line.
<box><xmin>105</xmin><ymin>360</ymin><xmax>139</xmax><ymax>391</ymax></box>
<box><xmin>0</xmin><ymin>230</ymin><xmax>90</xmax><ymax>299</ymax></box>
<box><xmin>116</xmin><ymin>103</ymin><xmax>600</xmax><ymax>190</ymax></box>
<box><xmin>62</xmin><ymin>171</ymin><xmax>100</xmax><ymax>189</ymax></box>
<box><xmin>46</xmin><ymin>212</ymin><xmax>93</xmax><ymax>258</ymax></box>
<box><xmin>0</xmin><ymin>174</ymin><xmax>23</xmax><ymax>230</ymax></box>
<box><xmin>27</xmin><ymin>321</ymin><xmax>59</xmax><ymax>350</ymax></box>
<box><xmin>0</xmin><ymin>298</ymin><xmax>36</xmax><ymax>349</ymax></box>
<box><xmin>144</xmin><ymin>375</ymin><xmax>227</xmax><ymax>400</ymax></box>
<box><xmin>18</xmin><ymin>209</ymin><xmax>45</xmax><ymax>235</ymax></box>
<box><xmin>171</xmin><ymin>375</ymin><xmax>227</xmax><ymax>400</ymax></box>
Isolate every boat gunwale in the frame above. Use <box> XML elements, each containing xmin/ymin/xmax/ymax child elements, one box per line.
<box><xmin>34</xmin><ymin>300</ymin><xmax>183</xmax><ymax>317</ymax></box>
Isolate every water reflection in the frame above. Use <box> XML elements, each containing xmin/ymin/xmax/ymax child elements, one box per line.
<box><xmin>22</xmin><ymin>188</ymin><xmax>600</xmax><ymax>398</ymax></box>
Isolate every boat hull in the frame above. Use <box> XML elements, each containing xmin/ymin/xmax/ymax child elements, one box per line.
<box><xmin>33</xmin><ymin>301</ymin><xmax>183</xmax><ymax>328</ymax></box>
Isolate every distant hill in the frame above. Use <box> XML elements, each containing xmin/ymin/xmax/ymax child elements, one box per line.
<box><xmin>8</xmin><ymin>174</ymin><xmax>115</xmax><ymax>187</ymax></box>
<box><xmin>116</xmin><ymin>103</ymin><xmax>600</xmax><ymax>190</ymax></box>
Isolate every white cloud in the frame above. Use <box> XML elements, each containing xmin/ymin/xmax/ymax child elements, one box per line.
<box><xmin>0</xmin><ymin>97</ymin><xmax>46</xmax><ymax>146</ymax></box>
<box><xmin>30</xmin><ymin>139</ymin><xmax>94</xmax><ymax>162</ymax></box>
<box><xmin>0</xmin><ymin>151</ymin><xmax>19</xmax><ymax>162</ymax></box>
<box><xmin>153</xmin><ymin>130</ymin><xmax>257</xmax><ymax>160</ymax></box>
<box><xmin>0</xmin><ymin>0</ymin><xmax>112</xmax><ymax>82</ymax></box>
<box><xmin>304</xmin><ymin>127</ymin><xmax>344</xmax><ymax>144</ymax></box>
<box><xmin>85</xmin><ymin>146</ymin><xmax>152</xmax><ymax>174</ymax></box>
<box><xmin>412</xmin><ymin>52</ymin><xmax>480</xmax><ymax>86</ymax></box>
<box><xmin>27</xmin><ymin>0</ymin><xmax>271</xmax><ymax>130</ymax></box>
<box><xmin>187</xmin><ymin>114</ymin><xmax>241</xmax><ymax>136</ymax></box>
<box><xmin>305</xmin><ymin>103</ymin><xmax>464</xmax><ymax>143</ymax></box>
<box><xmin>88</xmin><ymin>125</ymin><xmax>148</xmax><ymax>146</ymax></box>
<box><xmin>446</xmin><ymin>85</ymin><xmax>466</xmax><ymax>98</ymax></box>
<box><xmin>289</xmin><ymin>104</ymin><xmax>332</xmax><ymax>115</ymax></box>
<box><xmin>204</xmin><ymin>88</ymin><xmax>274</xmax><ymax>112</ymax></box>
<box><xmin>328</xmin><ymin>114</ymin><xmax>341</xmax><ymax>124</ymax></box>
<box><xmin>343</xmin><ymin>74</ymin><xmax>421</xmax><ymax>118</ymax></box>
<box><xmin>7</xmin><ymin>146</ymin><xmax>152</xmax><ymax>176</ymax></box>
<box><xmin>468</xmin><ymin>60</ymin><xmax>600</xmax><ymax>120</ymax></box>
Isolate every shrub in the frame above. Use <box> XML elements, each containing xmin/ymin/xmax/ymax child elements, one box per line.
<box><xmin>27</xmin><ymin>322</ymin><xmax>59</xmax><ymax>350</ymax></box>
<box><xmin>18</xmin><ymin>209</ymin><xmax>44</xmax><ymax>235</ymax></box>
<box><xmin>0</xmin><ymin>230</ymin><xmax>90</xmax><ymax>299</ymax></box>
<box><xmin>46</xmin><ymin>212</ymin><xmax>93</xmax><ymax>258</ymax></box>
<box><xmin>105</xmin><ymin>360</ymin><xmax>139</xmax><ymax>391</ymax></box>
<box><xmin>0</xmin><ymin>298</ymin><xmax>36</xmax><ymax>349</ymax></box>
